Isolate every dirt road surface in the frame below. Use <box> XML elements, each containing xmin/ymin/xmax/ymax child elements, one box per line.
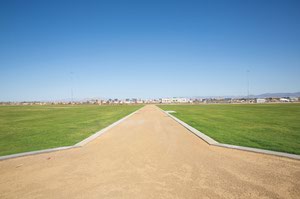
<box><xmin>0</xmin><ymin>105</ymin><xmax>299</xmax><ymax>198</ymax></box>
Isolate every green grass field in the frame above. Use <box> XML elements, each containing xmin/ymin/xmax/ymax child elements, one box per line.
<box><xmin>0</xmin><ymin>105</ymin><xmax>142</xmax><ymax>156</ymax></box>
<box><xmin>159</xmin><ymin>104</ymin><xmax>300</xmax><ymax>155</ymax></box>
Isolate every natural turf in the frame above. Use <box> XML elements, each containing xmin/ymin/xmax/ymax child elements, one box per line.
<box><xmin>159</xmin><ymin>104</ymin><xmax>300</xmax><ymax>155</ymax></box>
<box><xmin>0</xmin><ymin>105</ymin><xmax>142</xmax><ymax>156</ymax></box>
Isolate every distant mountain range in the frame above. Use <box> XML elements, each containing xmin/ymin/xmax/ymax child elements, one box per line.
<box><xmin>248</xmin><ymin>92</ymin><xmax>300</xmax><ymax>98</ymax></box>
<box><xmin>192</xmin><ymin>92</ymin><xmax>300</xmax><ymax>99</ymax></box>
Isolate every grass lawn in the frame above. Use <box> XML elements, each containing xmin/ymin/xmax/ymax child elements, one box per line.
<box><xmin>158</xmin><ymin>104</ymin><xmax>300</xmax><ymax>155</ymax></box>
<box><xmin>0</xmin><ymin>105</ymin><xmax>142</xmax><ymax>156</ymax></box>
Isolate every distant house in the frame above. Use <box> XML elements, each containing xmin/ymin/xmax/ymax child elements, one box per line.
<box><xmin>172</xmin><ymin>98</ymin><xmax>188</xmax><ymax>103</ymax></box>
<box><xmin>265</xmin><ymin>97</ymin><xmax>280</xmax><ymax>103</ymax></box>
<box><xmin>280</xmin><ymin>97</ymin><xmax>290</xmax><ymax>102</ymax></box>
<box><xmin>160</xmin><ymin>98</ymin><xmax>172</xmax><ymax>104</ymax></box>
<box><xmin>124</xmin><ymin>99</ymin><xmax>131</xmax><ymax>104</ymax></box>
<box><xmin>256</xmin><ymin>98</ymin><xmax>266</xmax><ymax>103</ymax></box>
<box><xmin>136</xmin><ymin>99</ymin><xmax>143</xmax><ymax>104</ymax></box>
<box><xmin>290</xmin><ymin>97</ymin><xmax>299</xmax><ymax>102</ymax></box>
<box><xmin>160</xmin><ymin>98</ymin><xmax>189</xmax><ymax>104</ymax></box>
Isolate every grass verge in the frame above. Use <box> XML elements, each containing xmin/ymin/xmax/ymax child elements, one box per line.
<box><xmin>158</xmin><ymin>104</ymin><xmax>300</xmax><ymax>154</ymax></box>
<box><xmin>0</xmin><ymin>105</ymin><xmax>142</xmax><ymax>156</ymax></box>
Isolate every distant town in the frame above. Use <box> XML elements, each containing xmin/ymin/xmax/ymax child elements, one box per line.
<box><xmin>1</xmin><ymin>96</ymin><xmax>299</xmax><ymax>105</ymax></box>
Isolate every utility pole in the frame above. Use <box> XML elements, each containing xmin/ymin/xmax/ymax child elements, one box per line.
<box><xmin>70</xmin><ymin>72</ymin><xmax>74</xmax><ymax>104</ymax></box>
<box><xmin>247</xmin><ymin>70</ymin><xmax>250</xmax><ymax>103</ymax></box>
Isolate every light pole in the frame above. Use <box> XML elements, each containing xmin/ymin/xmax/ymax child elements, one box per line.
<box><xmin>247</xmin><ymin>70</ymin><xmax>250</xmax><ymax>103</ymax></box>
<box><xmin>70</xmin><ymin>71</ymin><xmax>74</xmax><ymax>104</ymax></box>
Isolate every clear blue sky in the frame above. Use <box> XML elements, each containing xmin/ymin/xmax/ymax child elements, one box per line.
<box><xmin>1</xmin><ymin>0</ymin><xmax>299</xmax><ymax>101</ymax></box>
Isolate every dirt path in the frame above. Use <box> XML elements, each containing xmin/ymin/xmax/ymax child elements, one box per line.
<box><xmin>0</xmin><ymin>105</ymin><xmax>299</xmax><ymax>198</ymax></box>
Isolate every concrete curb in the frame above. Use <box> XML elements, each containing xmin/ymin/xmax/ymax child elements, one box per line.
<box><xmin>160</xmin><ymin>107</ymin><xmax>300</xmax><ymax>160</ymax></box>
<box><xmin>0</xmin><ymin>107</ymin><xmax>143</xmax><ymax>161</ymax></box>
<box><xmin>212</xmin><ymin>143</ymin><xmax>300</xmax><ymax>160</ymax></box>
<box><xmin>0</xmin><ymin>146</ymin><xmax>78</xmax><ymax>161</ymax></box>
<box><xmin>166</xmin><ymin>112</ymin><xmax>218</xmax><ymax>145</ymax></box>
<box><xmin>75</xmin><ymin>108</ymin><xmax>141</xmax><ymax>147</ymax></box>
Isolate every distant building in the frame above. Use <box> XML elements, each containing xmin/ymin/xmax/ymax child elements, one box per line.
<box><xmin>172</xmin><ymin>98</ymin><xmax>188</xmax><ymax>103</ymax></box>
<box><xmin>136</xmin><ymin>99</ymin><xmax>143</xmax><ymax>104</ymax></box>
<box><xmin>256</xmin><ymin>98</ymin><xmax>266</xmax><ymax>103</ymax></box>
<box><xmin>124</xmin><ymin>99</ymin><xmax>131</xmax><ymax>104</ymax></box>
<box><xmin>160</xmin><ymin>98</ymin><xmax>172</xmax><ymax>104</ymax></box>
<box><xmin>280</xmin><ymin>97</ymin><xmax>290</xmax><ymax>102</ymax></box>
<box><xmin>290</xmin><ymin>97</ymin><xmax>299</xmax><ymax>102</ymax></box>
<box><xmin>265</xmin><ymin>97</ymin><xmax>280</xmax><ymax>103</ymax></box>
<box><xmin>160</xmin><ymin>98</ymin><xmax>189</xmax><ymax>104</ymax></box>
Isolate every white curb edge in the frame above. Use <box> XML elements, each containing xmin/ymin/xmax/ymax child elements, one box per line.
<box><xmin>0</xmin><ymin>146</ymin><xmax>79</xmax><ymax>161</ymax></box>
<box><xmin>160</xmin><ymin>107</ymin><xmax>300</xmax><ymax>160</ymax></box>
<box><xmin>213</xmin><ymin>143</ymin><xmax>300</xmax><ymax>160</ymax></box>
<box><xmin>75</xmin><ymin>108</ymin><xmax>142</xmax><ymax>147</ymax></box>
<box><xmin>0</xmin><ymin>107</ymin><xmax>143</xmax><ymax>161</ymax></box>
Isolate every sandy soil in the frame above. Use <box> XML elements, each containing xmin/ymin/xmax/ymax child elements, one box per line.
<box><xmin>0</xmin><ymin>105</ymin><xmax>299</xmax><ymax>199</ymax></box>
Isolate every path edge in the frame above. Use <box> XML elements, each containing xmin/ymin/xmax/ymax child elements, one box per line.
<box><xmin>74</xmin><ymin>107</ymin><xmax>142</xmax><ymax>147</ymax></box>
<box><xmin>0</xmin><ymin>106</ymin><xmax>143</xmax><ymax>161</ymax></box>
<box><xmin>158</xmin><ymin>106</ymin><xmax>300</xmax><ymax>160</ymax></box>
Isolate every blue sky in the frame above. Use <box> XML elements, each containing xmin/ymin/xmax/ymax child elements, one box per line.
<box><xmin>0</xmin><ymin>0</ymin><xmax>299</xmax><ymax>101</ymax></box>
